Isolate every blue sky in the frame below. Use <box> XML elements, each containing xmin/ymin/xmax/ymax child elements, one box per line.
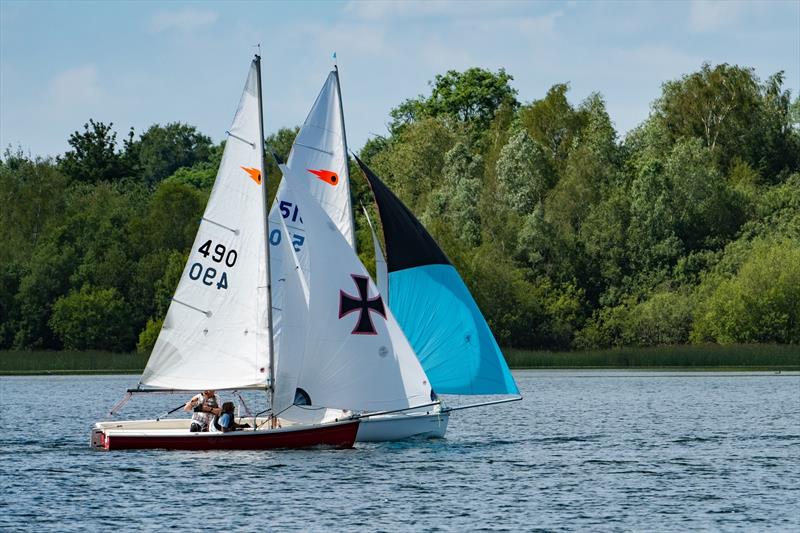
<box><xmin>1</xmin><ymin>0</ymin><xmax>798</xmax><ymax>158</ymax></box>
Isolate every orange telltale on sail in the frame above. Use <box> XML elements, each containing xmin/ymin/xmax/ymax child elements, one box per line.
<box><xmin>241</xmin><ymin>166</ymin><xmax>262</xmax><ymax>184</ymax></box>
<box><xmin>307</xmin><ymin>169</ymin><xmax>339</xmax><ymax>186</ymax></box>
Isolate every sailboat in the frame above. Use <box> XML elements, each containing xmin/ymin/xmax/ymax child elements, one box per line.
<box><xmin>90</xmin><ymin>56</ymin><xmax>361</xmax><ymax>451</ymax></box>
<box><xmin>354</xmin><ymin>156</ymin><xmax>522</xmax><ymax>415</ymax></box>
<box><xmin>267</xmin><ymin>68</ymin><xmax>448</xmax><ymax>442</ymax></box>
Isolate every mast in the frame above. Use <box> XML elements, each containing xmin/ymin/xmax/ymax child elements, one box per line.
<box><xmin>333</xmin><ymin>63</ymin><xmax>357</xmax><ymax>253</ymax></box>
<box><xmin>255</xmin><ymin>54</ymin><xmax>276</xmax><ymax>419</ymax></box>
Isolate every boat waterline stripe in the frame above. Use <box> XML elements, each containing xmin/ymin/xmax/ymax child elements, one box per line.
<box><xmin>172</xmin><ymin>298</ymin><xmax>212</xmax><ymax>317</ymax></box>
<box><xmin>225</xmin><ymin>130</ymin><xmax>256</xmax><ymax>148</ymax></box>
<box><xmin>294</xmin><ymin>142</ymin><xmax>333</xmax><ymax>156</ymax></box>
<box><xmin>201</xmin><ymin>217</ymin><xmax>240</xmax><ymax>235</ymax></box>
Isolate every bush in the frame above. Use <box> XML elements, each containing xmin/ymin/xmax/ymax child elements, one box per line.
<box><xmin>50</xmin><ymin>286</ymin><xmax>134</xmax><ymax>351</ymax></box>
<box><xmin>692</xmin><ymin>240</ymin><xmax>800</xmax><ymax>343</ymax></box>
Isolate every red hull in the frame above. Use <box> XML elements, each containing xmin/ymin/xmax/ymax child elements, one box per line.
<box><xmin>96</xmin><ymin>420</ymin><xmax>359</xmax><ymax>451</ymax></box>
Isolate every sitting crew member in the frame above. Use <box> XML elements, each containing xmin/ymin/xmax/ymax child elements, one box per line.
<box><xmin>214</xmin><ymin>401</ymin><xmax>250</xmax><ymax>432</ymax></box>
<box><xmin>184</xmin><ymin>389</ymin><xmax>220</xmax><ymax>432</ymax></box>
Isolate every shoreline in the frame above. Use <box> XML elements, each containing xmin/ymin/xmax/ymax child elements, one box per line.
<box><xmin>1</xmin><ymin>345</ymin><xmax>797</xmax><ymax>376</ymax></box>
<box><xmin>2</xmin><ymin>366</ymin><xmax>799</xmax><ymax>377</ymax></box>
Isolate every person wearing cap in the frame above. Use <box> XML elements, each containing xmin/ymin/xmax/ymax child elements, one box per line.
<box><xmin>184</xmin><ymin>390</ymin><xmax>220</xmax><ymax>432</ymax></box>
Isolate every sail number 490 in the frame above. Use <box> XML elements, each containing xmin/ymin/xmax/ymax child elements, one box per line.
<box><xmin>189</xmin><ymin>263</ymin><xmax>228</xmax><ymax>290</ymax></box>
<box><xmin>191</xmin><ymin>239</ymin><xmax>237</xmax><ymax>290</ymax></box>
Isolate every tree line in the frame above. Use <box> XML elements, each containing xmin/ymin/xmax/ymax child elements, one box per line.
<box><xmin>1</xmin><ymin>62</ymin><xmax>798</xmax><ymax>353</ymax></box>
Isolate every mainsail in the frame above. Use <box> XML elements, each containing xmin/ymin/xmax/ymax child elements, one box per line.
<box><xmin>272</xmin><ymin>69</ymin><xmax>355</xmax><ymax>248</ymax></box>
<box><xmin>140</xmin><ymin>60</ymin><xmax>269</xmax><ymax>391</ymax></box>
<box><xmin>270</xmin><ymin>169</ymin><xmax>433</xmax><ymax>414</ymax></box>
<box><xmin>355</xmin><ymin>156</ymin><xmax>519</xmax><ymax>396</ymax></box>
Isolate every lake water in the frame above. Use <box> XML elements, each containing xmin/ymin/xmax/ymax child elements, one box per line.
<box><xmin>1</xmin><ymin>371</ymin><xmax>798</xmax><ymax>531</ymax></box>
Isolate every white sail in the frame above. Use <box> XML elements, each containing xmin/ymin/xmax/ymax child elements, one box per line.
<box><xmin>141</xmin><ymin>61</ymin><xmax>269</xmax><ymax>390</ymax></box>
<box><xmin>270</xmin><ymin>222</ymin><xmax>309</xmax><ymax>415</ymax></box>
<box><xmin>271</xmin><ymin>70</ymin><xmax>355</xmax><ymax>248</ymax></box>
<box><xmin>272</xmin><ymin>169</ymin><xmax>432</xmax><ymax>413</ymax></box>
<box><xmin>363</xmin><ymin>206</ymin><xmax>389</xmax><ymax>301</ymax></box>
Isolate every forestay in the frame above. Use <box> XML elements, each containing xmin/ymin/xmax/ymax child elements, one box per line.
<box><xmin>140</xmin><ymin>61</ymin><xmax>270</xmax><ymax>391</ymax></box>
<box><xmin>270</xmin><ymin>170</ymin><xmax>433</xmax><ymax>415</ymax></box>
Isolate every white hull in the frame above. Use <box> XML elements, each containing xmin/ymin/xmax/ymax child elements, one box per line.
<box><xmin>356</xmin><ymin>410</ymin><xmax>449</xmax><ymax>442</ymax></box>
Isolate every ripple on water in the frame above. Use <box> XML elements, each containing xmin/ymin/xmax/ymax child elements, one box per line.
<box><xmin>1</xmin><ymin>371</ymin><xmax>798</xmax><ymax>531</ymax></box>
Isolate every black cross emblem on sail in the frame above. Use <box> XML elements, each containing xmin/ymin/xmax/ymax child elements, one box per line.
<box><xmin>339</xmin><ymin>274</ymin><xmax>386</xmax><ymax>335</ymax></box>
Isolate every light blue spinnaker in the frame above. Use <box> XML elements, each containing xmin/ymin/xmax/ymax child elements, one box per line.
<box><xmin>356</xmin><ymin>155</ymin><xmax>520</xmax><ymax>397</ymax></box>
<box><xmin>390</xmin><ymin>265</ymin><xmax>519</xmax><ymax>395</ymax></box>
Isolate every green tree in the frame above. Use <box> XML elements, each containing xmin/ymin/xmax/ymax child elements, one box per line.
<box><xmin>519</xmin><ymin>83</ymin><xmax>587</xmax><ymax>171</ymax></box>
<box><xmin>0</xmin><ymin>150</ymin><xmax>68</xmax><ymax>266</ymax></box>
<box><xmin>495</xmin><ymin>130</ymin><xmax>553</xmax><ymax>215</ymax></box>
<box><xmin>127</xmin><ymin>123</ymin><xmax>213</xmax><ymax>186</ymax></box>
<box><xmin>389</xmin><ymin>67</ymin><xmax>518</xmax><ymax>134</ymax></box>
<box><xmin>58</xmin><ymin>119</ymin><xmax>128</xmax><ymax>183</ymax></box>
<box><xmin>50</xmin><ymin>285</ymin><xmax>134</xmax><ymax>351</ymax></box>
<box><xmin>692</xmin><ymin>240</ymin><xmax>800</xmax><ymax>344</ymax></box>
<box><xmin>425</xmin><ymin>142</ymin><xmax>484</xmax><ymax>247</ymax></box>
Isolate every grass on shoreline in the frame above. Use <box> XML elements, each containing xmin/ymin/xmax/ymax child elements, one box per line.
<box><xmin>1</xmin><ymin>345</ymin><xmax>798</xmax><ymax>375</ymax></box>
<box><xmin>505</xmin><ymin>344</ymin><xmax>799</xmax><ymax>370</ymax></box>
<box><xmin>0</xmin><ymin>351</ymin><xmax>149</xmax><ymax>375</ymax></box>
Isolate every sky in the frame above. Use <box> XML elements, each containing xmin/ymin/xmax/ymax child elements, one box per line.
<box><xmin>1</xmin><ymin>0</ymin><xmax>798</xmax><ymax>158</ymax></box>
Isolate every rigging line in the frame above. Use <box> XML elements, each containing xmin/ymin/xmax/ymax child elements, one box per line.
<box><xmin>225</xmin><ymin>130</ymin><xmax>256</xmax><ymax>148</ymax></box>
<box><xmin>354</xmin><ymin>400</ymin><xmax>442</xmax><ymax>419</ymax></box>
<box><xmin>201</xmin><ymin>217</ymin><xmax>240</xmax><ymax>235</ymax></box>
<box><xmin>108</xmin><ymin>392</ymin><xmax>133</xmax><ymax>416</ymax></box>
<box><xmin>172</xmin><ymin>298</ymin><xmax>212</xmax><ymax>317</ymax></box>
<box><xmin>441</xmin><ymin>396</ymin><xmax>523</xmax><ymax>414</ymax></box>
<box><xmin>294</xmin><ymin>142</ymin><xmax>333</xmax><ymax>156</ymax></box>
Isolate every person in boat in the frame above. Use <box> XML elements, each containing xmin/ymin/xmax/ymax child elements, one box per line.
<box><xmin>184</xmin><ymin>390</ymin><xmax>220</xmax><ymax>432</ymax></box>
<box><xmin>213</xmin><ymin>401</ymin><xmax>250</xmax><ymax>432</ymax></box>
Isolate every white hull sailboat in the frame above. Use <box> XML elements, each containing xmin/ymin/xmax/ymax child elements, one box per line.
<box><xmin>267</xmin><ymin>67</ymin><xmax>444</xmax><ymax>442</ymax></box>
<box><xmin>91</xmin><ymin>56</ymin><xmax>361</xmax><ymax>450</ymax></box>
<box><xmin>270</xmin><ymin>65</ymin><xmax>520</xmax><ymax>441</ymax></box>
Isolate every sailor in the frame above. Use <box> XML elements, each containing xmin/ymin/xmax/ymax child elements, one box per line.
<box><xmin>184</xmin><ymin>390</ymin><xmax>220</xmax><ymax>432</ymax></box>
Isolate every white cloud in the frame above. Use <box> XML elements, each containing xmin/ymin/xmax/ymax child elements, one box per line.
<box><xmin>46</xmin><ymin>64</ymin><xmax>105</xmax><ymax>109</ymax></box>
<box><xmin>149</xmin><ymin>8</ymin><xmax>218</xmax><ymax>33</ymax></box>
<box><xmin>688</xmin><ymin>0</ymin><xmax>748</xmax><ymax>32</ymax></box>
<box><xmin>343</xmin><ymin>0</ymin><xmax>548</xmax><ymax>21</ymax></box>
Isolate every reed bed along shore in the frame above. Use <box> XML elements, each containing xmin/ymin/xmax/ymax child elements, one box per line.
<box><xmin>506</xmin><ymin>344</ymin><xmax>799</xmax><ymax>370</ymax></box>
<box><xmin>0</xmin><ymin>351</ymin><xmax>149</xmax><ymax>375</ymax></box>
<box><xmin>1</xmin><ymin>345</ymin><xmax>798</xmax><ymax>375</ymax></box>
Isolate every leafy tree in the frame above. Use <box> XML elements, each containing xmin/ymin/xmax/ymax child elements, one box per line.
<box><xmin>0</xmin><ymin>150</ymin><xmax>68</xmax><ymax>266</ymax></box>
<box><xmin>163</xmin><ymin>143</ymin><xmax>223</xmax><ymax>190</ymax></box>
<box><xmin>389</xmin><ymin>67</ymin><xmax>518</xmax><ymax>134</ymax></box>
<box><xmin>425</xmin><ymin>142</ymin><xmax>483</xmax><ymax>247</ymax></box>
<box><xmin>58</xmin><ymin>119</ymin><xmax>128</xmax><ymax>183</ymax></box>
<box><xmin>137</xmin><ymin>317</ymin><xmax>164</xmax><ymax>353</ymax></box>
<box><xmin>654</xmin><ymin>63</ymin><xmax>799</xmax><ymax>176</ymax></box>
<box><xmin>50</xmin><ymin>285</ymin><xmax>134</xmax><ymax>351</ymax></box>
<box><xmin>519</xmin><ymin>83</ymin><xmax>587</xmax><ymax>171</ymax></box>
<box><xmin>127</xmin><ymin>123</ymin><xmax>213</xmax><ymax>186</ymax></box>
<box><xmin>495</xmin><ymin>130</ymin><xmax>553</xmax><ymax>215</ymax></box>
<box><xmin>13</xmin><ymin>241</ymin><xmax>79</xmax><ymax>349</ymax></box>
<box><xmin>128</xmin><ymin>181</ymin><xmax>207</xmax><ymax>256</ymax></box>
<box><xmin>692</xmin><ymin>240</ymin><xmax>800</xmax><ymax>344</ymax></box>
<box><xmin>369</xmin><ymin>117</ymin><xmax>456</xmax><ymax>207</ymax></box>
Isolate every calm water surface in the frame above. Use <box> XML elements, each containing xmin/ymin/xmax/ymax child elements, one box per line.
<box><xmin>1</xmin><ymin>371</ymin><xmax>798</xmax><ymax>531</ymax></box>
